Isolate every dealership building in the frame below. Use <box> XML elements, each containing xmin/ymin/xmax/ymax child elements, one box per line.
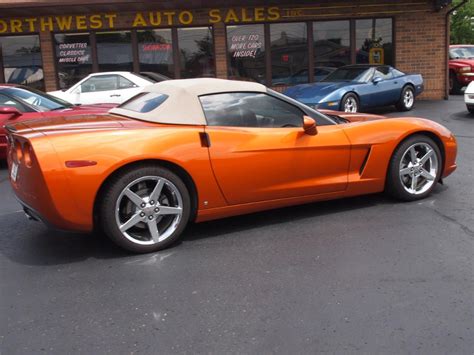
<box><xmin>0</xmin><ymin>0</ymin><xmax>452</xmax><ymax>99</ymax></box>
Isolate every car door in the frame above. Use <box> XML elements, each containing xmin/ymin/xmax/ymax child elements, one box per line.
<box><xmin>366</xmin><ymin>66</ymin><xmax>400</xmax><ymax>107</ymax></box>
<box><xmin>200</xmin><ymin>92</ymin><xmax>351</xmax><ymax>205</ymax></box>
<box><xmin>75</xmin><ymin>74</ymin><xmax>139</xmax><ymax>104</ymax></box>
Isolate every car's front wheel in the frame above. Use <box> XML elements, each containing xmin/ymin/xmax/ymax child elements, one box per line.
<box><xmin>395</xmin><ymin>86</ymin><xmax>415</xmax><ymax>111</ymax></box>
<box><xmin>341</xmin><ymin>93</ymin><xmax>359</xmax><ymax>113</ymax></box>
<box><xmin>99</xmin><ymin>165</ymin><xmax>191</xmax><ymax>253</ymax></box>
<box><xmin>386</xmin><ymin>135</ymin><xmax>442</xmax><ymax>201</ymax></box>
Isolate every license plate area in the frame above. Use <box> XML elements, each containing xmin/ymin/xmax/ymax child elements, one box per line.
<box><xmin>10</xmin><ymin>162</ymin><xmax>18</xmax><ymax>182</ymax></box>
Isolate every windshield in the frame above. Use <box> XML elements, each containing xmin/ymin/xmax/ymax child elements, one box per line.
<box><xmin>450</xmin><ymin>47</ymin><xmax>474</xmax><ymax>59</ymax></box>
<box><xmin>322</xmin><ymin>67</ymin><xmax>372</xmax><ymax>83</ymax></box>
<box><xmin>2</xmin><ymin>87</ymin><xmax>74</xmax><ymax>111</ymax></box>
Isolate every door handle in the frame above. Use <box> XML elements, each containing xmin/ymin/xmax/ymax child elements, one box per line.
<box><xmin>394</xmin><ymin>82</ymin><xmax>398</xmax><ymax>84</ymax></box>
<box><xmin>110</xmin><ymin>94</ymin><xmax>121</xmax><ymax>97</ymax></box>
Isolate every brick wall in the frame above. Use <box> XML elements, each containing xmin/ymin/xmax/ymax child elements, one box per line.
<box><xmin>395</xmin><ymin>11</ymin><xmax>448</xmax><ymax>100</ymax></box>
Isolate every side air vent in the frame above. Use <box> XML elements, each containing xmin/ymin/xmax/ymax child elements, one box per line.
<box><xmin>359</xmin><ymin>147</ymin><xmax>372</xmax><ymax>176</ymax></box>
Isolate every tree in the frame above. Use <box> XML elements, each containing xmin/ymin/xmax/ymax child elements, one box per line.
<box><xmin>451</xmin><ymin>0</ymin><xmax>474</xmax><ymax>44</ymax></box>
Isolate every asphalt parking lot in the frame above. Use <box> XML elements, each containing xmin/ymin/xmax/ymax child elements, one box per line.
<box><xmin>1</xmin><ymin>95</ymin><xmax>473</xmax><ymax>354</ymax></box>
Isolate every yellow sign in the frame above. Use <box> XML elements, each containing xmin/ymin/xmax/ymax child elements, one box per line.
<box><xmin>0</xmin><ymin>7</ymin><xmax>281</xmax><ymax>34</ymax></box>
<box><xmin>369</xmin><ymin>47</ymin><xmax>384</xmax><ymax>65</ymax></box>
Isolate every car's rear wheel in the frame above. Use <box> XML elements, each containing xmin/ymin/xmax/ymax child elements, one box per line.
<box><xmin>99</xmin><ymin>165</ymin><xmax>191</xmax><ymax>253</ymax></box>
<box><xmin>395</xmin><ymin>86</ymin><xmax>415</xmax><ymax>111</ymax></box>
<box><xmin>449</xmin><ymin>71</ymin><xmax>462</xmax><ymax>95</ymax></box>
<box><xmin>341</xmin><ymin>93</ymin><xmax>359</xmax><ymax>113</ymax></box>
<box><xmin>386</xmin><ymin>135</ymin><xmax>442</xmax><ymax>201</ymax></box>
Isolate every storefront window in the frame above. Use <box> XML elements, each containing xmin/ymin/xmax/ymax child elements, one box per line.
<box><xmin>178</xmin><ymin>27</ymin><xmax>214</xmax><ymax>78</ymax></box>
<box><xmin>313</xmin><ymin>21</ymin><xmax>351</xmax><ymax>71</ymax></box>
<box><xmin>138</xmin><ymin>29</ymin><xmax>174</xmax><ymax>79</ymax></box>
<box><xmin>227</xmin><ymin>24</ymin><xmax>265</xmax><ymax>84</ymax></box>
<box><xmin>356</xmin><ymin>18</ymin><xmax>393</xmax><ymax>65</ymax></box>
<box><xmin>0</xmin><ymin>35</ymin><xmax>44</xmax><ymax>90</ymax></box>
<box><xmin>96</xmin><ymin>31</ymin><xmax>133</xmax><ymax>72</ymax></box>
<box><xmin>270</xmin><ymin>22</ymin><xmax>308</xmax><ymax>86</ymax></box>
<box><xmin>54</xmin><ymin>33</ymin><xmax>92</xmax><ymax>89</ymax></box>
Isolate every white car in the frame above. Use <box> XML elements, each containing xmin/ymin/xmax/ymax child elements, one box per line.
<box><xmin>48</xmin><ymin>72</ymin><xmax>154</xmax><ymax>105</ymax></box>
<box><xmin>464</xmin><ymin>81</ymin><xmax>474</xmax><ymax>114</ymax></box>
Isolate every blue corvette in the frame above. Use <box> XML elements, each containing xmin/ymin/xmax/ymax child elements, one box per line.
<box><xmin>283</xmin><ymin>65</ymin><xmax>424</xmax><ymax>113</ymax></box>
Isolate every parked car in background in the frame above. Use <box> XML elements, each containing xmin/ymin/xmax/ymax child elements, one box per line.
<box><xmin>0</xmin><ymin>84</ymin><xmax>114</xmax><ymax>159</ymax></box>
<box><xmin>273</xmin><ymin>67</ymin><xmax>335</xmax><ymax>86</ymax></box>
<box><xmin>139</xmin><ymin>72</ymin><xmax>171</xmax><ymax>83</ymax></box>
<box><xmin>464</xmin><ymin>81</ymin><xmax>474</xmax><ymax>114</ymax></box>
<box><xmin>48</xmin><ymin>72</ymin><xmax>154</xmax><ymax>105</ymax></box>
<box><xmin>5</xmin><ymin>78</ymin><xmax>456</xmax><ymax>253</ymax></box>
<box><xmin>449</xmin><ymin>45</ymin><xmax>474</xmax><ymax>94</ymax></box>
<box><xmin>283</xmin><ymin>65</ymin><xmax>424</xmax><ymax>113</ymax></box>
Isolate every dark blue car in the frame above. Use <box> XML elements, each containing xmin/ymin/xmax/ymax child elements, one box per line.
<box><xmin>283</xmin><ymin>65</ymin><xmax>424</xmax><ymax>113</ymax></box>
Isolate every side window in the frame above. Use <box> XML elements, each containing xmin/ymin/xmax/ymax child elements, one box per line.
<box><xmin>81</xmin><ymin>75</ymin><xmax>119</xmax><ymax>93</ymax></box>
<box><xmin>374</xmin><ymin>66</ymin><xmax>393</xmax><ymax>80</ymax></box>
<box><xmin>0</xmin><ymin>93</ymin><xmax>27</xmax><ymax>111</ymax></box>
<box><xmin>118</xmin><ymin>75</ymin><xmax>136</xmax><ymax>89</ymax></box>
<box><xmin>200</xmin><ymin>92</ymin><xmax>304</xmax><ymax>128</ymax></box>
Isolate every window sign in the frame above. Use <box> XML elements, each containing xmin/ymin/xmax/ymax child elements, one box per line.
<box><xmin>227</xmin><ymin>24</ymin><xmax>265</xmax><ymax>83</ymax></box>
<box><xmin>54</xmin><ymin>32</ymin><xmax>92</xmax><ymax>89</ymax></box>
<box><xmin>138</xmin><ymin>29</ymin><xmax>174</xmax><ymax>78</ymax></box>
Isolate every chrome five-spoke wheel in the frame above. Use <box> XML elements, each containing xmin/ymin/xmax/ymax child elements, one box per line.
<box><xmin>116</xmin><ymin>176</ymin><xmax>183</xmax><ymax>245</ymax></box>
<box><xmin>403</xmin><ymin>89</ymin><xmax>414</xmax><ymax>109</ymax></box>
<box><xmin>399</xmin><ymin>143</ymin><xmax>438</xmax><ymax>195</ymax></box>
<box><xmin>100</xmin><ymin>165</ymin><xmax>191</xmax><ymax>253</ymax></box>
<box><xmin>343</xmin><ymin>94</ymin><xmax>358</xmax><ymax>113</ymax></box>
<box><xmin>386</xmin><ymin>135</ymin><xmax>442</xmax><ymax>201</ymax></box>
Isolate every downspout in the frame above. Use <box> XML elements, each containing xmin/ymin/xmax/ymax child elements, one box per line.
<box><xmin>445</xmin><ymin>0</ymin><xmax>468</xmax><ymax>99</ymax></box>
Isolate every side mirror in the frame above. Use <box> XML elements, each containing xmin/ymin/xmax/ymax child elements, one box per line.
<box><xmin>0</xmin><ymin>106</ymin><xmax>22</xmax><ymax>119</ymax></box>
<box><xmin>372</xmin><ymin>77</ymin><xmax>383</xmax><ymax>84</ymax></box>
<box><xmin>303</xmin><ymin>116</ymin><xmax>317</xmax><ymax>135</ymax></box>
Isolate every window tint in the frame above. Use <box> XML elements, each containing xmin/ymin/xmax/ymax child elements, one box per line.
<box><xmin>96</xmin><ymin>31</ymin><xmax>133</xmax><ymax>72</ymax></box>
<box><xmin>81</xmin><ymin>75</ymin><xmax>119</xmax><ymax>92</ymax></box>
<box><xmin>119</xmin><ymin>92</ymin><xmax>168</xmax><ymax>113</ymax></box>
<box><xmin>0</xmin><ymin>93</ymin><xmax>26</xmax><ymax>111</ymax></box>
<box><xmin>118</xmin><ymin>76</ymin><xmax>136</xmax><ymax>89</ymax></box>
<box><xmin>2</xmin><ymin>87</ymin><xmax>70</xmax><ymax>111</ymax></box>
<box><xmin>178</xmin><ymin>27</ymin><xmax>215</xmax><ymax>78</ymax></box>
<box><xmin>0</xmin><ymin>35</ymin><xmax>44</xmax><ymax>91</ymax></box>
<box><xmin>314</xmin><ymin>21</ymin><xmax>351</xmax><ymax>69</ymax></box>
<box><xmin>374</xmin><ymin>66</ymin><xmax>393</xmax><ymax>80</ymax></box>
<box><xmin>270</xmin><ymin>22</ymin><xmax>308</xmax><ymax>85</ymax></box>
<box><xmin>200</xmin><ymin>92</ymin><xmax>304</xmax><ymax>128</ymax></box>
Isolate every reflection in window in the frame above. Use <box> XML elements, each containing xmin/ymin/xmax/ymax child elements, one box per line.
<box><xmin>54</xmin><ymin>33</ymin><xmax>92</xmax><ymax>89</ymax></box>
<box><xmin>356</xmin><ymin>18</ymin><xmax>393</xmax><ymax>65</ymax></box>
<box><xmin>313</xmin><ymin>21</ymin><xmax>351</xmax><ymax>70</ymax></box>
<box><xmin>200</xmin><ymin>92</ymin><xmax>304</xmax><ymax>128</ymax></box>
<box><xmin>178</xmin><ymin>27</ymin><xmax>214</xmax><ymax>78</ymax></box>
<box><xmin>270</xmin><ymin>22</ymin><xmax>308</xmax><ymax>86</ymax></box>
<box><xmin>138</xmin><ymin>29</ymin><xmax>174</xmax><ymax>79</ymax></box>
<box><xmin>227</xmin><ymin>25</ymin><xmax>265</xmax><ymax>84</ymax></box>
<box><xmin>96</xmin><ymin>31</ymin><xmax>133</xmax><ymax>72</ymax></box>
<box><xmin>0</xmin><ymin>35</ymin><xmax>44</xmax><ymax>91</ymax></box>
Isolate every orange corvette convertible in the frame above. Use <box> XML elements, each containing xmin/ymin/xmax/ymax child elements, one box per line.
<box><xmin>6</xmin><ymin>79</ymin><xmax>457</xmax><ymax>253</ymax></box>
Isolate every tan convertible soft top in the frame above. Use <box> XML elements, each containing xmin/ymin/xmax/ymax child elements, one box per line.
<box><xmin>110</xmin><ymin>78</ymin><xmax>267</xmax><ymax>125</ymax></box>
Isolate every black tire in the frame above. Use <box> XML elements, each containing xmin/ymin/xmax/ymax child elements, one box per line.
<box><xmin>385</xmin><ymin>135</ymin><xmax>442</xmax><ymax>201</ymax></box>
<box><xmin>340</xmin><ymin>93</ymin><xmax>359</xmax><ymax>113</ymax></box>
<box><xmin>99</xmin><ymin>165</ymin><xmax>191</xmax><ymax>253</ymax></box>
<box><xmin>467</xmin><ymin>106</ymin><xmax>474</xmax><ymax>114</ymax></box>
<box><xmin>449</xmin><ymin>71</ymin><xmax>462</xmax><ymax>95</ymax></box>
<box><xmin>395</xmin><ymin>85</ymin><xmax>415</xmax><ymax>111</ymax></box>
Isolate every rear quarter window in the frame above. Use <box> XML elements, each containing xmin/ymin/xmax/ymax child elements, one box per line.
<box><xmin>118</xmin><ymin>92</ymin><xmax>168</xmax><ymax>113</ymax></box>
